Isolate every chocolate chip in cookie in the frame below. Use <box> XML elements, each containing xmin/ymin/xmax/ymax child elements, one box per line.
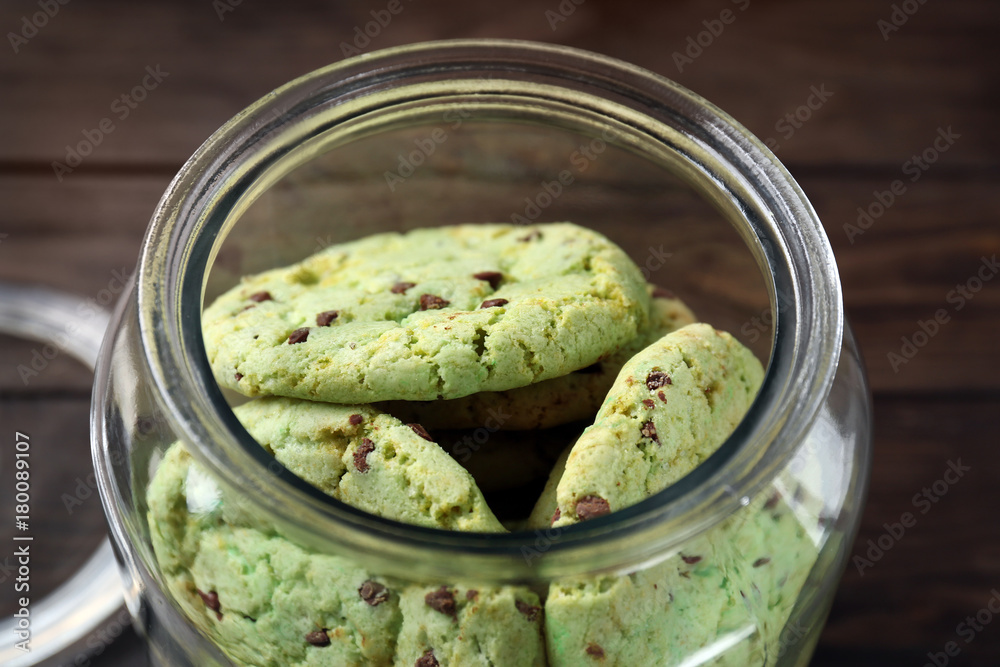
<box><xmin>419</xmin><ymin>294</ymin><xmax>450</xmax><ymax>310</ymax></box>
<box><xmin>575</xmin><ymin>495</ymin><xmax>611</xmax><ymax>521</ymax></box>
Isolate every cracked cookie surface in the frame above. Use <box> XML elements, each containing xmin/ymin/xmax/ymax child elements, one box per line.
<box><xmin>378</xmin><ymin>286</ymin><xmax>695</xmax><ymax>430</ymax></box>
<box><xmin>203</xmin><ymin>223</ymin><xmax>650</xmax><ymax>403</ymax></box>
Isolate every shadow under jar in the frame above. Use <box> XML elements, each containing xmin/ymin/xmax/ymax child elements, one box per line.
<box><xmin>91</xmin><ymin>39</ymin><xmax>872</xmax><ymax>667</ymax></box>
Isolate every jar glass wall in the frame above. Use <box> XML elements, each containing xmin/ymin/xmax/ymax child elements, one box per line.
<box><xmin>92</xmin><ymin>40</ymin><xmax>871</xmax><ymax>666</ymax></box>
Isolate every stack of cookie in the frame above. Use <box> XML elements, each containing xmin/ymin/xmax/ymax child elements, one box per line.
<box><xmin>149</xmin><ymin>223</ymin><xmax>810</xmax><ymax>667</ymax></box>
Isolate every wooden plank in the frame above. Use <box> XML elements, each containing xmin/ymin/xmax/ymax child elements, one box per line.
<box><xmin>0</xmin><ymin>0</ymin><xmax>996</xmax><ymax>167</ymax></box>
<box><xmin>2</xmin><ymin>171</ymin><xmax>997</xmax><ymax>393</ymax></box>
<box><xmin>818</xmin><ymin>395</ymin><xmax>1000</xmax><ymax>662</ymax></box>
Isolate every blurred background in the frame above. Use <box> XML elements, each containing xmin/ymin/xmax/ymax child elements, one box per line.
<box><xmin>1</xmin><ymin>0</ymin><xmax>998</xmax><ymax>664</ymax></box>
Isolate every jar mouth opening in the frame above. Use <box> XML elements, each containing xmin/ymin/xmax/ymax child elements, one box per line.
<box><xmin>134</xmin><ymin>39</ymin><xmax>843</xmax><ymax>579</ymax></box>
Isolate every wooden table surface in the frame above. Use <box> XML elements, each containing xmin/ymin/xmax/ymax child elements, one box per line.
<box><xmin>1</xmin><ymin>0</ymin><xmax>998</xmax><ymax>665</ymax></box>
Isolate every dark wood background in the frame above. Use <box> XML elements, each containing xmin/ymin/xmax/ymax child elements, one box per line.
<box><xmin>1</xmin><ymin>0</ymin><xmax>998</xmax><ymax>665</ymax></box>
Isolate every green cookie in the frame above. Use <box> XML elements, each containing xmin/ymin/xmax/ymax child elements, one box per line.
<box><xmin>542</xmin><ymin>490</ymin><xmax>819</xmax><ymax>666</ymax></box>
<box><xmin>203</xmin><ymin>223</ymin><xmax>650</xmax><ymax>403</ymax></box>
<box><xmin>395</xmin><ymin>584</ymin><xmax>546</xmax><ymax>666</ymax></box>
<box><xmin>379</xmin><ymin>287</ymin><xmax>695</xmax><ymax>431</ymax></box>
<box><xmin>548</xmin><ymin>323</ymin><xmax>765</xmax><ymax>527</ymax></box>
<box><xmin>233</xmin><ymin>397</ymin><xmax>504</xmax><ymax>532</ymax></box>
<box><xmin>148</xmin><ymin>398</ymin><xmax>548</xmax><ymax>666</ymax></box>
<box><xmin>148</xmin><ymin>445</ymin><xmax>404</xmax><ymax>667</ymax></box>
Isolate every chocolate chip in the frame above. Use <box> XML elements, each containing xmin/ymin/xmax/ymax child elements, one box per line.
<box><xmin>764</xmin><ymin>492</ymin><xmax>781</xmax><ymax>510</ymax></box>
<box><xmin>473</xmin><ymin>271</ymin><xmax>504</xmax><ymax>289</ymax></box>
<box><xmin>657</xmin><ymin>390</ymin><xmax>667</xmax><ymax>403</ymax></box>
<box><xmin>358</xmin><ymin>580</ymin><xmax>390</xmax><ymax>606</ymax></box>
<box><xmin>419</xmin><ymin>294</ymin><xmax>450</xmax><ymax>310</ymax></box>
<box><xmin>651</xmin><ymin>286</ymin><xmax>676</xmax><ymax>299</ymax></box>
<box><xmin>305</xmin><ymin>629</ymin><xmax>330</xmax><ymax>647</ymax></box>
<box><xmin>415</xmin><ymin>649</ymin><xmax>439</xmax><ymax>667</ymax></box>
<box><xmin>424</xmin><ymin>586</ymin><xmax>456</xmax><ymax>617</ymax></box>
<box><xmin>753</xmin><ymin>557</ymin><xmax>771</xmax><ymax>568</ymax></box>
<box><xmin>466</xmin><ymin>589</ymin><xmax>478</xmax><ymax>600</ymax></box>
<box><xmin>575</xmin><ymin>362</ymin><xmax>603</xmax><ymax>374</ymax></box>
<box><xmin>197</xmin><ymin>589</ymin><xmax>223</xmax><ymax>620</ymax></box>
<box><xmin>551</xmin><ymin>507</ymin><xmax>561</xmax><ymax>525</ymax></box>
<box><xmin>354</xmin><ymin>438</ymin><xmax>375</xmax><ymax>473</ymax></box>
<box><xmin>515</xmin><ymin>600</ymin><xmax>541</xmax><ymax>622</ymax></box>
<box><xmin>248</xmin><ymin>291</ymin><xmax>273</xmax><ymax>302</ymax></box>
<box><xmin>518</xmin><ymin>230</ymin><xmax>542</xmax><ymax>242</ymax></box>
<box><xmin>391</xmin><ymin>282</ymin><xmax>416</xmax><ymax>294</ymax></box>
<box><xmin>316</xmin><ymin>310</ymin><xmax>339</xmax><ymax>327</ymax></box>
<box><xmin>585</xmin><ymin>642</ymin><xmax>605</xmax><ymax>658</ymax></box>
<box><xmin>287</xmin><ymin>328</ymin><xmax>310</xmax><ymax>344</ymax></box>
<box><xmin>640</xmin><ymin>420</ymin><xmax>659</xmax><ymax>443</ymax></box>
<box><xmin>642</xmin><ymin>399</ymin><xmax>655</xmax><ymax>409</ymax></box>
<box><xmin>575</xmin><ymin>495</ymin><xmax>611</xmax><ymax>521</ymax></box>
<box><xmin>646</xmin><ymin>371</ymin><xmax>671</xmax><ymax>390</ymax></box>
<box><xmin>681</xmin><ymin>555</ymin><xmax>702</xmax><ymax>565</ymax></box>
<box><xmin>235</xmin><ymin>372</ymin><xmax>243</xmax><ymax>381</ymax></box>
<box><xmin>407</xmin><ymin>423</ymin><xmax>434</xmax><ymax>442</ymax></box>
<box><xmin>480</xmin><ymin>298</ymin><xmax>509</xmax><ymax>309</ymax></box>
<box><xmin>348</xmin><ymin>414</ymin><xmax>363</xmax><ymax>426</ymax></box>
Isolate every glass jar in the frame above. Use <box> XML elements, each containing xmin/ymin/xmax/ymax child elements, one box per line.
<box><xmin>92</xmin><ymin>39</ymin><xmax>872</xmax><ymax>666</ymax></box>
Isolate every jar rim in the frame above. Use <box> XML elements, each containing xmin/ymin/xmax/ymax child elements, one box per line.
<box><xmin>128</xmin><ymin>38</ymin><xmax>843</xmax><ymax>580</ymax></box>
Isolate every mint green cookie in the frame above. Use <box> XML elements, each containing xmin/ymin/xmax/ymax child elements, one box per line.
<box><xmin>148</xmin><ymin>413</ymin><xmax>547</xmax><ymax>666</ymax></box>
<box><xmin>233</xmin><ymin>397</ymin><xmax>504</xmax><ymax>532</ymax></box>
<box><xmin>203</xmin><ymin>223</ymin><xmax>650</xmax><ymax>403</ymax></box>
<box><xmin>148</xmin><ymin>445</ymin><xmax>404</xmax><ymax>667</ymax></box>
<box><xmin>379</xmin><ymin>287</ymin><xmax>695</xmax><ymax>430</ymax></box>
<box><xmin>395</xmin><ymin>584</ymin><xmax>546</xmax><ymax>666</ymax></box>
<box><xmin>550</xmin><ymin>323</ymin><xmax>765</xmax><ymax>527</ymax></box>
<box><xmin>543</xmin><ymin>490</ymin><xmax>819</xmax><ymax>666</ymax></box>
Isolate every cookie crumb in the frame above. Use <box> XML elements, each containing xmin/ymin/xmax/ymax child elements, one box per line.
<box><xmin>305</xmin><ymin>629</ymin><xmax>330</xmax><ymax>647</ymax></box>
<box><xmin>472</xmin><ymin>271</ymin><xmax>504</xmax><ymax>289</ymax></box>
<box><xmin>248</xmin><ymin>291</ymin><xmax>273</xmax><ymax>302</ymax></box>
<box><xmin>466</xmin><ymin>589</ymin><xmax>478</xmax><ymax>600</ymax></box>
<box><xmin>416</xmin><ymin>649</ymin><xmax>439</xmax><ymax>667</ymax></box>
<box><xmin>407</xmin><ymin>423</ymin><xmax>434</xmax><ymax>442</ymax></box>
<box><xmin>354</xmin><ymin>438</ymin><xmax>375</xmax><ymax>473</ymax></box>
<box><xmin>480</xmin><ymin>298</ymin><xmax>509</xmax><ymax>309</ymax></box>
<box><xmin>419</xmin><ymin>294</ymin><xmax>450</xmax><ymax>310</ymax></box>
<box><xmin>391</xmin><ymin>282</ymin><xmax>416</xmax><ymax>294</ymax></box>
<box><xmin>640</xmin><ymin>420</ymin><xmax>659</xmax><ymax>443</ymax></box>
<box><xmin>575</xmin><ymin>495</ymin><xmax>611</xmax><ymax>521</ymax></box>
<box><xmin>316</xmin><ymin>310</ymin><xmax>339</xmax><ymax>327</ymax></box>
<box><xmin>358</xmin><ymin>580</ymin><xmax>389</xmax><ymax>606</ymax></box>
<box><xmin>646</xmin><ymin>371</ymin><xmax>671</xmax><ymax>390</ymax></box>
<box><xmin>657</xmin><ymin>390</ymin><xmax>667</xmax><ymax>403</ymax></box>
<box><xmin>585</xmin><ymin>642</ymin><xmax>605</xmax><ymax>658</ymax></box>
<box><xmin>287</xmin><ymin>328</ymin><xmax>310</xmax><ymax>344</ymax></box>
<box><xmin>348</xmin><ymin>414</ymin><xmax>363</xmax><ymax>426</ymax></box>
<box><xmin>515</xmin><ymin>599</ymin><xmax>541</xmax><ymax>622</ymax></box>
<box><xmin>234</xmin><ymin>372</ymin><xmax>243</xmax><ymax>381</ymax></box>
<box><xmin>424</xmin><ymin>586</ymin><xmax>456</xmax><ymax>617</ymax></box>
<box><xmin>642</xmin><ymin>399</ymin><xmax>655</xmax><ymax>409</ymax></box>
<box><xmin>197</xmin><ymin>589</ymin><xmax>223</xmax><ymax>620</ymax></box>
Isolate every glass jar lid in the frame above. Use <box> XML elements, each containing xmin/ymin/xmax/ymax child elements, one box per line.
<box><xmin>0</xmin><ymin>282</ymin><xmax>124</xmax><ymax>667</ymax></box>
